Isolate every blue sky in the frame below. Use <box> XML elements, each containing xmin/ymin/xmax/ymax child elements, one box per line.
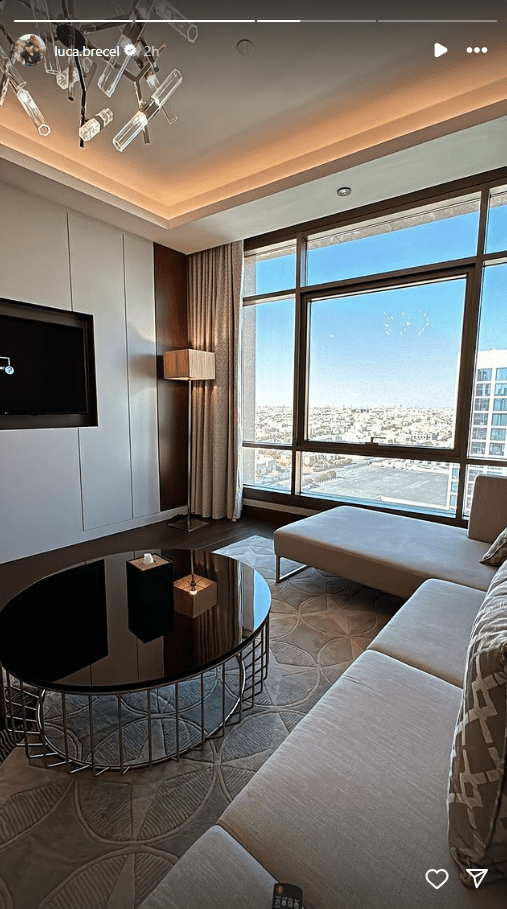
<box><xmin>252</xmin><ymin>205</ymin><xmax>507</xmax><ymax>408</ymax></box>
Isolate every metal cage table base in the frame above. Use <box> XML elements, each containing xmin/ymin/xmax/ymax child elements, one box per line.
<box><xmin>4</xmin><ymin>620</ymin><xmax>269</xmax><ymax>775</ymax></box>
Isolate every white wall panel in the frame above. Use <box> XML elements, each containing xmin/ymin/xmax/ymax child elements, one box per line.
<box><xmin>0</xmin><ymin>183</ymin><xmax>71</xmax><ymax>309</ymax></box>
<box><xmin>68</xmin><ymin>213</ymin><xmax>133</xmax><ymax>530</ymax></box>
<box><xmin>0</xmin><ymin>185</ymin><xmax>163</xmax><ymax>563</ymax></box>
<box><xmin>0</xmin><ymin>429</ymin><xmax>83</xmax><ymax>563</ymax></box>
<box><xmin>0</xmin><ymin>186</ymin><xmax>82</xmax><ymax>563</ymax></box>
<box><xmin>124</xmin><ymin>233</ymin><xmax>160</xmax><ymax>518</ymax></box>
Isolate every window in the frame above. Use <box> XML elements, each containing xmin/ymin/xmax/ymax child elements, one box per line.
<box><xmin>486</xmin><ymin>185</ymin><xmax>507</xmax><ymax>253</ymax></box>
<box><xmin>243</xmin><ymin>174</ymin><xmax>507</xmax><ymax>521</ymax></box>
<box><xmin>463</xmin><ymin>464</ymin><xmax>507</xmax><ymax>516</ymax></box>
<box><xmin>307</xmin><ymin>195</ymin><xmax>480</xmax><ymax>286</ymax></box>
<box><xmin>306</xmin><ymin>278</ymin><xmax>465</xmax><ymax>449</ymax></box>
<box><xmin>242</xmin><ymin>297</ymin><xmax>295</xmax><ymax>445</ymax></box>
<box><xmin>243</xmin><ymin>447</ymin><xmax>292</xmax><ymax>492</ymax></box>
<box><xmin>301</xmin><ymin>454</ymin><xmax>457</xmax><ymax>513</ymax></box>
<box><xmin>244</xmin><ymin>241</ymin><xmax>296</xmax><ymax>296</ymax></box>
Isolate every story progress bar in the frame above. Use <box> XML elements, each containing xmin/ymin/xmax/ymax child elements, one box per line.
<box><xmin>14</xmin><ymin>19</ymin><xmax>499</xmax><ymax>24</ymax></box>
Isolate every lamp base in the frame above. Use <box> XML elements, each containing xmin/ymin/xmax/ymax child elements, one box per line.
<box><xmin>166</xmin><ymin>515</ymin><xmax>209</xmax><ymax>533</ymax></box>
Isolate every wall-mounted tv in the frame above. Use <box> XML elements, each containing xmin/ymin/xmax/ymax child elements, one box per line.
<box><xmin>0</xmin><ymin>298</ymin><xmax>97</xmax><ymax>430</ymax></box>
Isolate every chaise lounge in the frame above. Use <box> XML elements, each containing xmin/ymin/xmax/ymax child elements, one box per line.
<box><xmin>274</xmin><ymin>474</ymin><xmax>507</xmax><ymax>596</ymax></box>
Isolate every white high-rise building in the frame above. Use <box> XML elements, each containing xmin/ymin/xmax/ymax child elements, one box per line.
<box><xmin>453</xmin><ymin>349</ymin><xmax>507</xmax><ymax>513</ymax></box>
<box><xmin>470</xmin><ymin>349</ymin><xmax>507</xmax><ymax>458</ymax></box>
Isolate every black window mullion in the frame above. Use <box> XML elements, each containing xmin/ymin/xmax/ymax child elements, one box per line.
<box><xmin>454</xmin><ymin>184</ymin><xmax>492</xmax><ymax>520</ymax></box>
<box><xmin>452</xmin><ymin>265</ymin><xmax>484</xmax><ymax>521</ymax></box>
<box><xmin>292</xmin><ymin>234</ymin><xmax>306</xmax><ymax>495</ymax></box>
<box><xmin>477</xmin><ymin>182</ymin><xmax>491</xmax><ymax>260</ymax></box>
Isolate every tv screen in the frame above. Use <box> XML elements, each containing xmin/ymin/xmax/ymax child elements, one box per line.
<box><xmin>0</xmin><ymin>298</ymin><xmax>97</xmax><ymax>429</ymax></box>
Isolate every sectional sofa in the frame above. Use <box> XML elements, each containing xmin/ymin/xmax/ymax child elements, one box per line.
<box><xmin>141</xmin><ymin>475</ymin><xmax>507</xmax><ymax>909</ymax></box>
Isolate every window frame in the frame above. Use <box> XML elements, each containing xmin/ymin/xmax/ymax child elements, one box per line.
<box><xmin>299</xmin><ymin>265</ymin><xmax>475</xmax><ymax>462</ymax></box>
<box><xmin>241</xmin><ymin>293</ymin><xmax>296</xmax><ymax>447</ymax></box>
<box><xmin>242</xmin><ymin>166</ymin><xmax>507</xmax><ymax>525</ymax></box>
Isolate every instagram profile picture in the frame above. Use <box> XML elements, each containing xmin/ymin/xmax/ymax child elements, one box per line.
<box><xmin>14</xmin><ymin>34</ymin><xmax>46</xmax><ymax>66</ymax></box>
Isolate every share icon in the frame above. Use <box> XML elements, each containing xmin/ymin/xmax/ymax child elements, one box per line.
<box><xmin>467</xmin><ymin>869</ymin><xmax>488</xmax><ymax>889</ymax></box>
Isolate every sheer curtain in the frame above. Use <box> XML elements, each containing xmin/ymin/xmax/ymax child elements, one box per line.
<box><xmin>188</xmin><ymin>240</ymin><xmax>243</xmax><ymax>521</ymax></box>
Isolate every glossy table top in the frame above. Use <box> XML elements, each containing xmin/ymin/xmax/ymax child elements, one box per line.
<box><xmin>0</xmin><ymin>549</ymin><xmax>270</xmax><ymax>692</ymax></box>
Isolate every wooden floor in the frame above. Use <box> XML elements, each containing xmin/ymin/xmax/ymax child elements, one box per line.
<box><xmin>0</xmin><ymin>510</ymin><xmax>287</xmax><ymax>610</ymax></box>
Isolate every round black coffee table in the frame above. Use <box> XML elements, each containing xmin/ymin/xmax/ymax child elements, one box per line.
<box><xmin>0</xmin><ymin>548</ymin><xmax>270</xmax><ymax>773</ymax></box>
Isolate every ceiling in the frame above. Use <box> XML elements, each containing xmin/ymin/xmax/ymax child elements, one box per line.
<box><xmin>0</xmin><ymin>0</ymin><xmax>506</xmax><ymax>253</ymax></box>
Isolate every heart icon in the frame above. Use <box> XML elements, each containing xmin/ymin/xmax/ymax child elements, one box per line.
<box><xmin>425</xmin><ymin>869</ymin><xmax>449</xmax><ymax>890</ymax></box>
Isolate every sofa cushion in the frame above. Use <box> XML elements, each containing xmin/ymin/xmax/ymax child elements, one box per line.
<box><xmin>481</xmin><ymin>526</ymin><xmax>507</xmax><ymax>567</ymax></box>
<box><xmin>139</xmin><ymin>826</ymin><xmax>278</xmax><ymax>909</ymax></box>
<box><xmin>274</xmin><ymin>506</ymin><xmax>495</xmax><ymax>598</ymax></box>
<box><xmin>467</xmin><ymin>475</ymin><xmax>507</xmax><ymax>544</ymax></box>
<box><xmin>220</xmin><ymin>649</ymin><xmax>507</xmax><ymax>908</ymax></box>
<box><xmin>369</xmin><ymin>579</ymin><xmax>485</xmax><ymax>687</ymax></box>
<box><xmin>448</xmin><ymin>560</ymin><xmax>507</xmax><ymax>885</ymax></box>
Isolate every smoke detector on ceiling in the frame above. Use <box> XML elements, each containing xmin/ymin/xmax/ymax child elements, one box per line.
<box><xmin>236</xmin><ymin>39</ymin><xmax>255</xmax><ymax>56</ymax></box>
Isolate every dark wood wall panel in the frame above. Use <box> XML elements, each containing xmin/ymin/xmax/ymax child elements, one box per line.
<box><xmin>154</xmin><ymin>244</ymin><xmax>188</xmax><ymax>510</ymax></box>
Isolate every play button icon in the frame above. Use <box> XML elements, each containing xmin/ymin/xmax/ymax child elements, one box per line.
<box><xmin>434</xmin><ymin>43</ymin><xmax>448</xmax><ymax>57</ymax></box>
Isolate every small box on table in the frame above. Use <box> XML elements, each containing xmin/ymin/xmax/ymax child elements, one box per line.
<box><xmin>126</xmin><ymin>554</ymin><xmax>174</xmax><ymax>642</ymax></box>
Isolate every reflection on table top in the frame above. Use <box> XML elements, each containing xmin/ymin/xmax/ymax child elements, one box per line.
<box><xmin>0</xmin><ymin>549</ymin><xmax>270</xmax><ymax>692</ymax></box>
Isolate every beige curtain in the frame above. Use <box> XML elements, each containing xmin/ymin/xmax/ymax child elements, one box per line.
<box><xmin>188</xmin><ymin>241</ymin><xmax>243</xmax><ymax>521</ymax></box>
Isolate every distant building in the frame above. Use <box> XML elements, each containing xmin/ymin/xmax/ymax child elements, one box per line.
<box><xmin>449</xmin><ymin>349</ymin><xmax>507</xmax><ymax>512</ymax></box>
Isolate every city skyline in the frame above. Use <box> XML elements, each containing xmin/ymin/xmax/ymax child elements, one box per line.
<box><xmin>245</xmin><ymin>347</ymin><xmax>507</xmax><ymax>510</ymax></box>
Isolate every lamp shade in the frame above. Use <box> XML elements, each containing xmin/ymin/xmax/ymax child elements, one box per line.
<box><xmin>163</xmin><ymin>349</ymin><xmax>215</xmax><ymax>381</ymax></box>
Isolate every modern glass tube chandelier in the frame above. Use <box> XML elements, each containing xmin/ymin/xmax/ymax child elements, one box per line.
<box><xmin>0</xmin><ymin>0</ymin><xmax>197</xmax><ymax>151</ymax></box>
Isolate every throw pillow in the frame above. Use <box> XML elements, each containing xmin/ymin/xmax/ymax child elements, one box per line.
<box><xmin>480</xmin><ymin>526</ymin><xmax>507</xmax><ymax>567</ymax></box>
<box><xmin>448</xmin><ymin>559</ymin><xmax>507</xmax><ymax>886</ymax></box>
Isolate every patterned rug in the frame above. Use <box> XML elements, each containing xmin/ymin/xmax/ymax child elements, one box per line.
<box><xmin>0</xmin><ymin>535</ymin><xmax>402</xmax><ymax>909</ymax></box>
<box><xmin>41</xmin><ymin>659</ymin><xmax>242</xmax><ymax>769</ymax></box>
<box><xmin>0</xmin><ymin>732</ymin><xmax>17</xmax><ymax>766</ymax></box>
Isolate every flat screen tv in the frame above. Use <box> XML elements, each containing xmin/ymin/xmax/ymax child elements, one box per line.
<box><xmin>0</xmin><ymin>298</ymin><xmax>97</xmax><ymax>429</ymax></box>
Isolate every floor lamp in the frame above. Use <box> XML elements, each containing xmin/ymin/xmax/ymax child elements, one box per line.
<box><xmin>163</xmin><ymin>349</ymin><xmax>215</xmax><ymax>532</ymax></box>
